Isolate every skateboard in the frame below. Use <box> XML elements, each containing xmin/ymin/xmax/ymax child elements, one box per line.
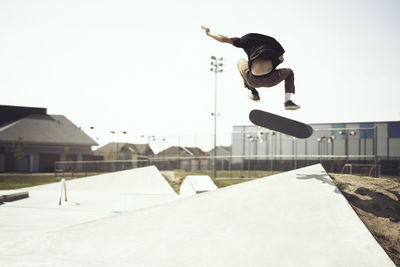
<box><xmin>249</xmin><ymin>109</ymin><xmax>313</xmax><ymax>139</ymax></box>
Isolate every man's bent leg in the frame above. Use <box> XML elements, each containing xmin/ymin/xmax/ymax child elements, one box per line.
<box><xmin>278</xmin><ymin>68</ymin><xmax>295</xmax><ymax>94</ymax></box>
<box><xmin>248</xmin><ymin>68</ymin><xmax>299</xmax><ymax>109</ymax></box>
<box><xmin>237</xmin><ymin>59</ymin><xmax>254</xmax><ymax>89</ymax></box>
<box><xmin>237</xmin><ymin>58</ymin><xmax>260</xmax><ymax>101</ymax></box>
<box><xmin>276</xmin><ymin>68</ymin><xmax>299</xmax><ymax>110</ymax></box>
<box><xmin>249</xmin><ymin>68</ymin><xmax>295</xmax><ymax>93</ymax></box>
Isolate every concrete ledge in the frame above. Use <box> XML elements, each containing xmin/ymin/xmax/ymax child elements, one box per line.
<box><xmin>3</xmin><ymin>191</ymin><xmax>29</xmax><ymax>202</ymax></box>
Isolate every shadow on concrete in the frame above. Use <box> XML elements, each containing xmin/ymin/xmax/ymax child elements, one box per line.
<box><xmin>296</xmin><ymin>172</ymin><xmax>341</xmax><ymax>194</ymax></box>
<box><xmin>340</xmin><ymin>187</ymin><xmax>400</xmax><ymax>222</ymax></box>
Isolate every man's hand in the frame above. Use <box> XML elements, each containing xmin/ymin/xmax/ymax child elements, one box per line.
<box><xmin>201</xmin><ymin>26</ymin><xmax>232</xmax><ymax>44</ymax></box>
<box><xmin>201</xmin><ymin>25</ymin><xmax>210</xmax><ymax>35</ymax></box>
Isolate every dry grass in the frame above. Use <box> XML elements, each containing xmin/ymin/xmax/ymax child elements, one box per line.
<box><xmin>0</xmin><ymin>173</ymin><xmax>97</xmax><ymax>190</ymax></box>
<box><xmin>160</xmin><ymin>170</ymin><xmax>277</xmax><ymax>193</ymax></box>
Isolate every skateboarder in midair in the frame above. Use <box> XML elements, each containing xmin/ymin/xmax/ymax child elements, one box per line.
<box><xmin>202</xmin><ymin>26</ymin><xmax>300</xmax><ymax>110</ymax></box>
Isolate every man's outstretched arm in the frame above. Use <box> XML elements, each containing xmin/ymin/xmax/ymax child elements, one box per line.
<box><xmin>201</xmin><ymin>26</ymin><xmax>233</xmax><ymax>44</ymax></box>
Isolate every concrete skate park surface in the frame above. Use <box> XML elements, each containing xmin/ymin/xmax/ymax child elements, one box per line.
<box><xmin>0</xmin><ymin>164</ymin><xmax>395</xmax><ymax>266</ymax></box>
<box><xmin>0</xmin><ymin>166</ymin><xmax>180</xmax><ymax>247</ymax></box>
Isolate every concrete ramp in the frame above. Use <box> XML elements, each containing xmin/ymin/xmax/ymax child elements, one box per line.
<box><xmin>0</xmin><ymin>164</ymin><xmax>394</xmax><ymax>266</ymax></box>
<box><xmin>26</xmin><ymin>165</ymin><xmax>176</xmax><ymax>194</ymax></box>
<box><xmin>0</xmin><ymin>166</ymin><xmax>180</xmax><ymax>247</ymax></box>
<box><xmin>180</xmin><ymin>175</ymin><xmax>218</xmax><ymax>195</ymax></box>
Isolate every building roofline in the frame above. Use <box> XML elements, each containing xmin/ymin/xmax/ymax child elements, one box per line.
<box><xmin>233</xmin><ymin>120</ymin><xmax>400</xmax><ymax>129</ymax></box>
<box><xmin>0</xmin><ymin>141</ymin><xmax>98</xmax><ymax>147</ymax></box>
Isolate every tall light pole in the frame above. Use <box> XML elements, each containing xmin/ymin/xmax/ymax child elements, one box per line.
<box><xmin>338</xmin><ymin>130</ymin><xmax>357</xmax><ymax>160</ymax></box>
<box><xmin>210</xmin><ymin>56</ymin><xmax>224</xmax><ymax>178</ymax></box>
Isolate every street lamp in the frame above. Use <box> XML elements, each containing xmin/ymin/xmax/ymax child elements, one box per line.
<box><xmin>79</xmin><ymin>126</ymin><xmax>95</xmax><ymax>131</ymax></box>
<box><xmin>338</xmin><ymin>130</ymin><xmax>357</xmax><ymax>157</ymax></box>
<box><xmin>210</xmin><ymin>56</ymin><xmax>224</xmax><ymax>178</ymax></box>
<box><xmin>79</xmin><ymin>126</ymin><xmax>95</xmax><ymax>138</ymax></box>
<box><xmin>247</xmin><ymin>133</ymin><xmax>263</xmax><ymax>178</ymax></box>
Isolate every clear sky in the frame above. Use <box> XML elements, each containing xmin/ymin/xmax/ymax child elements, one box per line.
<box><xmin>1</xmin><ymin>0</ymin><xmax>399</xmax><ymax>151</ymax></box>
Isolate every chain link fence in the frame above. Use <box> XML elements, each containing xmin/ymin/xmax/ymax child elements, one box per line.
<box><xmin>54</xmin><ymin>126</ymin><xmax>400</xmax><ymax>178</ymax></box>
<box><xmin>54</xmin><ymin>154</ymin><xmax>388</xmax><ymax>179</ymax></box>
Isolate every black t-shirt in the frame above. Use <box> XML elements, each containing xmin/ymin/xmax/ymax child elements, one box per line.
<box><xmin>231</xmin><ymin>33</ymin><xmax>285</xmax><ymax>71</ymax></box>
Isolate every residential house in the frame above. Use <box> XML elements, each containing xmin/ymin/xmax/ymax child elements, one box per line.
<box><xmin>156</xmin><ymin>146</ymin><xmax>208</xmax><ymax>171</ymax></box>
<box><xmin>207</xmin><ymin>146</ymin><xmax>232</xmax><ymax>170</ymax></box>
<box><xmin>0</xmin><ymin>105</ymin><xmax>98</xmax><ymax>172</ymax></box>
<box><xmin>94</xmin><ymin>143</ymin><xmax>154</xmax><ymax>168</ymax></box>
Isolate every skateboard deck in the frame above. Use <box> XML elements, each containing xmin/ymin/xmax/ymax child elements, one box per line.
<box><xmin>249</xmin><ymin>109</ymin><xmax>313</xmax><ymax>139</ymax></box>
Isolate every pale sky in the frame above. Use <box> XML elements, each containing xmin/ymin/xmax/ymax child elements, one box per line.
<box><xmin>1</xmin><ymin>0</ymin><xmax>399</xmax><ymax>151</ymax></box>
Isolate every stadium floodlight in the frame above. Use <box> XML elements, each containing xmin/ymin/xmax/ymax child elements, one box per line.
<box><xmin>209</xmin><ymin>55</ymin><xmax>225</xmax><ymax>179</ymax></box>
<box><xmin>257</xmin><ymin>131</ymin><xmax>266</xmax><ymax>142</ymax></box>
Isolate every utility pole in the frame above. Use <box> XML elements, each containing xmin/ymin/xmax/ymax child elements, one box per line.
<box><xmin>210</xmin><ymin>56</ymin><xmax>224</xmax><ymax>178</ymax></box>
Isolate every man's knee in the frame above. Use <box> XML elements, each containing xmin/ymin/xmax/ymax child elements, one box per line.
<box><xmin>284</xmin><ymin>68</ymin><xmax>294</xmax><ymax>76</ymax></box>
<box><xmin>237</xmin><ymin>58</ymin><xmax>247</xmax><ymax>69</ymax></box>
<box><xmin>278</xmin><ymin>68</ymin><xmax>294</xmax><ymax>79</ymax></box>
<box><xmin>237</xmin><ymin>58</ymin><xmax>249</xmax><ymax>79</ymax></box>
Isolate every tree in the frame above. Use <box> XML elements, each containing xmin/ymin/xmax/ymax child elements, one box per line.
<box><xmin>11</xmin><ymin>136</ymin><xmax>26</xmax><ymax>161</ymax></box>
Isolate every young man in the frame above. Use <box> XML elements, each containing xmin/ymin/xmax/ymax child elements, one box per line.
<box><xmin>202</xmin><ymin>26</ymin><xmax>300</xmax><ymax>110</ymax></box>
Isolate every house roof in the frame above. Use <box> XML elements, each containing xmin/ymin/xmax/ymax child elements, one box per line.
<box><xmin>0</xmin><ymin>114</ymin><xmax>98</xmax><ymax>147</ymax></box>
<box><xmin>0</xmin><ymin>105</ymin><xmax>47</xmax><ymax>127</ymax></box>
<box><xmin>185</xmin><ymin>147</ymin><xmax>207</xmax><ymax>157</ymax></box>
<box><xmin>93</xmin><ymin>143</ymin><xmax>118</xmax><ymax>155</ymax></box>
<box><xmin>94</xmin><ymin>143</ymin><xmax>153</xmax><ymax>155</ymax></box>
<box><xmin>156</xmin><ymin>146</ymin><xmax>207</xmax><ymax>157</ymax></box>
<box><xmin>156</xmin><ymin>146</ymin><xmax>181</xmax><ymax>157</ymax></box>
<box><xmin>207</xmin><ymin>146</ymin><xmax>232</xmax><ymax>156</ymax></box>
<box><xmin>131</xmin><ymin>144</ymin><xmax>152</xmax><ymax>155</ymax></box>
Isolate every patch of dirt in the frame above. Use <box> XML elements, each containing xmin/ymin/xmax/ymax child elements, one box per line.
<box><xmin>161</xmin><ymin>171</ymin><xmax>185</xmax><ymax>194</ymax></box>
<box><xmin>330</xmin><ymin>173</ymin><xmax>400</xmax><ymax>266</ymax></box>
